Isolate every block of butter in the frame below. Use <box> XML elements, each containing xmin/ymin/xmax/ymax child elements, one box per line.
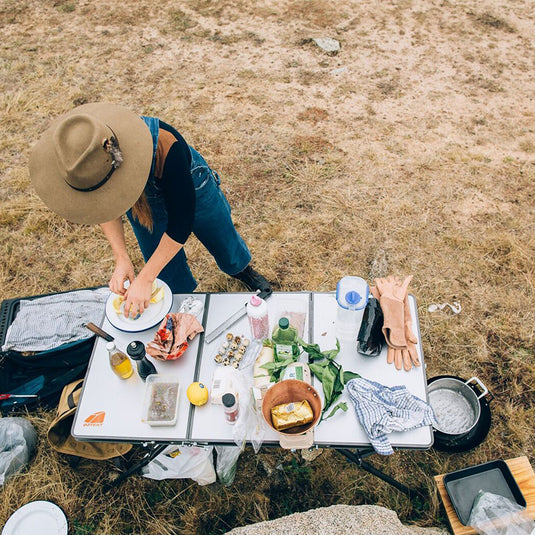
<box><xmin>270</xmin><ymin>399</ymin><xmax>314</xmax><ymax>431</ymax></box>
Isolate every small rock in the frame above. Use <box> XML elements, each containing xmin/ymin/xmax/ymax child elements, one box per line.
<box><xmin>313</xmin><ymin>37</ymin><xmax>341</xmax><ymax>54</ymax></box>
<box><xmin>330</xmin><ymin>66</ymin><xmax>348</xmax><ymax>75</ymax></box>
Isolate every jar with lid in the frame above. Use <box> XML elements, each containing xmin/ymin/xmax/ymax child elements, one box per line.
<box><xmin>222</xmin><ymin>392</ymin><xmax>239</xmax><ymax>424</ymax></box>
<box><xmin>106</xmin><ymin>342</ymin><xmax>133</xmax><ymax>379</ymax></box>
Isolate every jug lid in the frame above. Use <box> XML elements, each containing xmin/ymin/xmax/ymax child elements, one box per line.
<box><xmin>336</xmin><ymin>276</ymin><xmax>369</xmax><ymax>310</ymax></box>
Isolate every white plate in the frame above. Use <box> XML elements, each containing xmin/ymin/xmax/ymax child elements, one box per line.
<box><xmin>2</xmin><ymin>501</ymin><xmax>68</xmax><ymax>535</ymax></box>
<box><xmin>105</xmin><ymin>279</ymin><xmax>173</xmax><ymax>333</ymax></box>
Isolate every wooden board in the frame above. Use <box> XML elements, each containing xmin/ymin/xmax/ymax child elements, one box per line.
<box><xmin>435</xmin><ymin>456</ymin><xmax>535</xmax><ymax>535</ymax></box>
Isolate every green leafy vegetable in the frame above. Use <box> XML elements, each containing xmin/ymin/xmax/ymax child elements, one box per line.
<box><xmin>298</xmin><ymin>339</ymin><xmax>360</xmax><ymax>422</ymax></box>
<box><xmin>343</xmin><ymin>371</ymin><xmax>361</xmax><ymax>384</ymax></box>
<box><xmin>323</xmin><ymin>401</ymin><xmax>348</xmax><ymax>421</ymax></box>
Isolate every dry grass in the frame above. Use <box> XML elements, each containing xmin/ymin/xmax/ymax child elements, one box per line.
<box><xmin>1</xmin><ymin>0</ymin><xmax>535</xmax><ymax>533</ymax></box>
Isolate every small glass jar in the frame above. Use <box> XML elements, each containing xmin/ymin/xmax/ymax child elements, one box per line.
<box><xmin>222</xmin><ymin>393</ymin><xmax>239</xmax><ymax>424</ymax></box>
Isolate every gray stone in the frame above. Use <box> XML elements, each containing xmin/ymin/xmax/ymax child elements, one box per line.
<box><xmin>313</xmin><ymin>37</ymin><xmax>341</xmax><ymax>54</ymax></box>
<box><xmin>225</xmin><ymin>504</ymin><xmax>448</xmax><ymax>535</ymax></box>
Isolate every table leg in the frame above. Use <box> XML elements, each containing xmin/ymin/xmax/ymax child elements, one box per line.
<box><xmin>337</xmin><ymin>448</ymin><xmax>418</xmax><ymax>499</ymax></box>
<box><xmin>103</xmin><ymin>442</ymin><xmax>169</xmax><ymax>492</ymax></box>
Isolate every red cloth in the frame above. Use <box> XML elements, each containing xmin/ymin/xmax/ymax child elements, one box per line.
<box><xmin>146</xmin><ymin>313</ymin><xmax>204</xmax><ymax>361</ymax></box>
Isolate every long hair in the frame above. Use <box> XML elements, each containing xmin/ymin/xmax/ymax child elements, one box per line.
<box><xmin>130</xmin><ymin>191</ymin><xmax>153</xmax><ymax>231</ymax></box>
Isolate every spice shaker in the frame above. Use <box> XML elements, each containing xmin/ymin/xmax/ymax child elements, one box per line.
<box><xmin>222</xmin><ymin>392</ymin><xmax>239</xmax><ymax>424</ymax></box>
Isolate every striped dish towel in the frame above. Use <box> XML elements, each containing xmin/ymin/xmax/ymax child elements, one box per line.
<box><xmin>2</xmin><ymin>288</ymin><xmax>109</xmax><ymax>352</ymax></box>
<box><xmin>346</xmin><ymin>377</ymin><xmax>437</xmax><ymax>455</ymax></box>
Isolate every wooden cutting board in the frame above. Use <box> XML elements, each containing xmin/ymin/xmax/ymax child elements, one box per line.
<box><xmin>435</xmin><ymin>456</ymin><xmax>535</xmax><ymax>535</ymax></box>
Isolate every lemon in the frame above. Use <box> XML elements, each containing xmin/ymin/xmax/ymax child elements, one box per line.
<box><xmin>150</xmin><ymin>285</ymin><xmax>165</xmax><ymax>304</ymax></box>
<box><xmin>112</xmin><ymin>295</ymin><xmax>124</xmax><ymax>314</ymax></box>
<box><xmin>186</xmin><ymin>382</ymin><xmax>209</xmax><ymax>406</ymax></box>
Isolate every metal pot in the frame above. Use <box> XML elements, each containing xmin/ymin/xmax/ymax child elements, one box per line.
<box><xmin>427</xmin><ymin>375</ymin><xmax>493</xmax><ymax>452</ymax></box>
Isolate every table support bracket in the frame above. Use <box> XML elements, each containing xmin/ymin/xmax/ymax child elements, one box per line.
<box><xmin>104</xmin><ymin>442</ymin><xmax>169</xmax><ymax>492</ymax></box>
<box><xmin>337</xmin><ymin>448</ymin><xmax>417</xmax><ymax>499</ymax></box>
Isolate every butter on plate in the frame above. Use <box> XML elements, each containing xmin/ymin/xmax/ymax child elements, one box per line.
<box><xmin>270</xmin><ymin>399</ymin><xmax>314</xmax><ymax>431</ymax></box>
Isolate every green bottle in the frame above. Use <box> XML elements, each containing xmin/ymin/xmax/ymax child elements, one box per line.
<box><xmin>272</xmin><ymin>317</ymin><xmax>299</xmax><ymax>360</ymax></box>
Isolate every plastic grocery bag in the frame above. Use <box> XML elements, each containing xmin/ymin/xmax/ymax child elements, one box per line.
<box><xmin>232</xmin><ymin>386</ymin><xmax>266</xmax><ymax>454</ymax></box>
<box><xmin>215</xmin><ymin>444</ymin><xmax>243</xmax><ymax>486</ymax></box>
<box><xmin>468</xmin><ymin>491</ymin><xmax>535</xmax><ymax>535</ymax></box>
<box><xmin>0</xmin><ymin>417</ymin><xmax>38</xmax><ymax>486</ymax></box>
<box><xmin>141</xmin><ymin>445</ymin><xmax>216</xmax><ymax>486</ymax></box>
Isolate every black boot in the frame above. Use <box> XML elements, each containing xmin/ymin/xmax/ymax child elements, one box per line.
<box><xmin>232</xmin><ymin>265</ymin><xmax>271</xmax><ymax>292</ymax></box>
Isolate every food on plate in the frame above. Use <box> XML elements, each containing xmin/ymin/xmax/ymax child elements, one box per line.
<box><xmin>112</xmin><ymin>282</ymin><xmax>164</xmax><ymax>319</ymax></box>
<box><xmin>271</xmin><ymin>399</ymin><xmax>314</xmax><ymax>431</ymax></box>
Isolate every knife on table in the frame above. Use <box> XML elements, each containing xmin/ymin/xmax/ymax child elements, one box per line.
<box><xmin>204</xmin><ymin>288</ymin><xmax>272</xmax><ymax>344</ymax></box>
<box><xmin>85</xmin><ymin>322</ymin><xmax>115</xmax><ymax>342</ymax></box>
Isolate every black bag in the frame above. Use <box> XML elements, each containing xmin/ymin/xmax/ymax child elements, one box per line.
<box><xmin>356</xmin><ymin>297</ymin><xmax>386</xmax><ymax>357</ymax></box>
<box><xmin>0</xmin><ymin>294</ymin><xmax>95</xmax><ymax>415</ymax></box>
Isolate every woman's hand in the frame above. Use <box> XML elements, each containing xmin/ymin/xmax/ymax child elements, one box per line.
<box><xmin>109</xmin><ymin>258</ymin><xmax>135</xmax><ymax>296</ymax></box>
<box><xmin>123</xmin><ymin>275</ymin><xmax>153</xmax><ymax>319</ymax></box>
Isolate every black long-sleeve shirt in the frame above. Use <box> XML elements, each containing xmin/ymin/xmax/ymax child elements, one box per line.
<box><xmin>154</xmin><ymin>121</ymin><xmax>195</xmax><ymax>245</ymax></box>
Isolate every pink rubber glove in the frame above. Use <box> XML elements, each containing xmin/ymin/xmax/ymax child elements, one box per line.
<box><xmin>375</xmin><ymin>275</ymin><xmax>413</xmax><ymax>348</ymax></box>
<box><xmin>371</xmin><ymin>276</ymin><xmax>420</xmax><ymax>371</ymax></box>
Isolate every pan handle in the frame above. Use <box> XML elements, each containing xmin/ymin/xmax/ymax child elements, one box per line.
<box><xmin>465</xmin><ymin>376</ymin><xmax>488</xmax><ymax>400</ymax></box>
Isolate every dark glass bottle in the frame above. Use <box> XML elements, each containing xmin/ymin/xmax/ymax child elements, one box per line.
<box><xmin>126</xmin><ymin>340</ymin><xmax>157</xmax><ymax>381</ymax></box>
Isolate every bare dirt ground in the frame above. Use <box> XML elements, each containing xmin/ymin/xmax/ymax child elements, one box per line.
<box><xmin>1</xmin><ymin>0</ymin><xmax>534</xmax><ymax>533</ymax></box>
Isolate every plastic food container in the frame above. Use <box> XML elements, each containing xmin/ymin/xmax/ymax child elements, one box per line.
<box><xmin>142</xmin><ymin>375</ymin><xmax>180</xmax><ymax>426</ymax></box>
<box><xmin>274</xmin><ymin>297</ymin><xmax>308</xmax><ymax>338</ymax></box>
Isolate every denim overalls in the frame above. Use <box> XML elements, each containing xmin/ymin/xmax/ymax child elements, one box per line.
<box><xmin>125</xmin><ymin>116</ymin><xmax>251</xmax><ymax>293</ymax></box>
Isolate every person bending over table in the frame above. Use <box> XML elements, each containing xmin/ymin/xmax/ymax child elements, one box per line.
<box><xmin>29</xmin><ymin>102</ymin><xmax>271</xmax><ymax>317</ymax></box>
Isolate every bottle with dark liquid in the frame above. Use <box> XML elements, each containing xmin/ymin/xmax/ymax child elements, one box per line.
<box><xmin>126</xmin><ymin>340</ymin><xmax>157</xmax><ymax>381</ymax></box>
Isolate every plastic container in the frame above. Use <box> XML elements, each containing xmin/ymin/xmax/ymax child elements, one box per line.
<box><xmin>142</xmin><ymin>375</ymin><xmax>180</xmax><ymax>426</ymax></box>
<box><xmin>271</xmin><ymin>317</ymin><xmax>298</xmax><ymax>359</ymax></box>
<box><xmin>335</xmin><ymin>276</ymin><xmax>369</xmax><ymax>341</ymax></box>
<box><xmin>275</xmin><ymin>297</ymin><xmax>308</xmax><ymax>338</ymax></box>
<box><xmin>247</xmin><ymin>295</ymin><xmax>270</xmax><ymax>340</ymax></box>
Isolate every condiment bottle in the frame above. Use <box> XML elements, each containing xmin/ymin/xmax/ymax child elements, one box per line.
<box><xmin>222</xmin><ymin>392</ymin><xmax>239</xmax><ymax>424</ymax></box>
<box><xmin>126</xmin><ymin>340</ymin><xmax>157</xmax><ymax>381</ymax></box>
<box><xmin>271</xmin><ymin>317</ymin><xmax>299</xmax><ymax>359</ymax></box>
<box><xmin>106</xmin><ymin>342</ymin><xmax>133</xmax><ymax>379</ymax></box>
<box><xmin>246</xmin><ymin>295</ymin><xmax>269</xmax><ymax>339</ymax></box>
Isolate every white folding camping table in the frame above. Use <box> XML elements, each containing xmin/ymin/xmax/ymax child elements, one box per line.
<box><xmin>72</xmin><ymin>291</ymin><xmax>433</xmax><ymax>493</ymax></box>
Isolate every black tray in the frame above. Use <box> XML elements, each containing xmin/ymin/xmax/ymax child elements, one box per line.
<box><xmin>444</xmin><ymin>459</ymin><xmax>526</xmax><ymax>525</ymax></box>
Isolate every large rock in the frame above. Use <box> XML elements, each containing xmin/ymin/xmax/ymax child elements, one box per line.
<box><xmin>226</xmin><ymin>504</ymin><xmax>448</xmax><ymax>535</ymax></box>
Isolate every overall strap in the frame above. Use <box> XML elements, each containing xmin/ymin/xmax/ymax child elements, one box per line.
<box><xmin>140</xmin><ymin>116</ymin><xmax>160</xmax><ymax>179</ymax></box>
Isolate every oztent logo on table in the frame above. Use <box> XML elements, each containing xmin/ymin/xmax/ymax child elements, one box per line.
<box><xmin>83</xmin><ymin>411</ymin><xmax>106</xmax><ymax>426</ymax></box>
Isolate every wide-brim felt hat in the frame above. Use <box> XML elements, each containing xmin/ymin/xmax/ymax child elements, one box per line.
<box><xmin>29</xmin><ymin>102</ymin><xmax>153</xmax><ymax>225</ymax></box>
